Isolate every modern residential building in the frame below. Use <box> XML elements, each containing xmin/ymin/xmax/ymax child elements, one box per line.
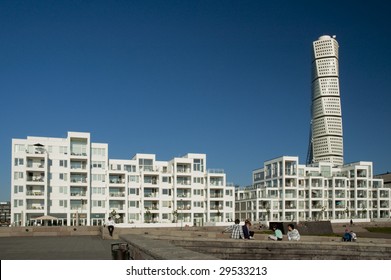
<box><xmin>0</xmin><ymin>201</ymin><xmax>11</xmax><ymax>226</ymax></box>
<box><xmin>11</xmin><ymin>131</ymin><xmax>235</xmax><ymax>226</ymax></box>
<box><xmin>307</xmin><ymin>35</ymin><xmax>344</xmax><ymax>166</ymax></box>
<box><xmin>236</xmin><ymin>35</ymin><xmax>389</xmax><ymax>223</ymax></box>
<box><xmin>375</xmin><ymin>172</ymin><xmax>391</xmax><ymax>189</ymax></box>
<box><xmin>236</xmin><ymin>156</ymin><xmax>390</xmax><ymax>223</ymax></box>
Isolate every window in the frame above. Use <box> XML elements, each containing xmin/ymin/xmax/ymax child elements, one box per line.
<box><xmin>92</xmin><ymin>174</ymin><xmax>105</xmax><ymax>182</ymax></box>
<box><xmin>128</xmin><ymin>175</ymin><xmax>139</xmax><ymax>183</ymax></box>
<box><xmin>162</xmin><ymin>201</ymin><xmax>172</xmax><ymax>208</ymax></box>
<box><xmin>124</xmin><ymin>165</ymin><xmax>136</xmax><ymax>172</ymax></box>
<box><xmin>193</xmin><ymin>159</ymin><xmax>204</xmax><ymax>172</ymax></box>
<box><xmin>162</xmin><ymin>176</ymin><xmax>171</xmax><ymax>183</ymax></box>
<box><xmin>14</xmin><ymin>158</ymin><xmax>24</xmax><ymax>166</ymax></box>
<box><xmin>162</xmin><ymin>189</ymin><xmax>172</xmax><ymax>196</ymax></box>
<box><xmin>59</xmin><ymin>173</ymin><xmax>68</xmax><ymax>181</ymax></box>
<box><xmin>193</xmin><ymin>189</ymin><xmax>204</xmax><ymax>196</ymax></box>
<box><xmin>193</xmin><ymin>177</ymin><xmax>204</xmax><ymax>184</ymax></box>
<box><xmin>59</xmin><ymin>160</ymin><xmax>68</xmax><ymax>167</ymax></box>
<box><xmin>14</xmin><ymin>144</ymin><xmax>25</xmax><ymax>152</ymax></box>
<box><xmin>193</xmin><ymin>201</ymin><xmax>204</xmax><ymax>208</ymax></box>
<box><xmin>14</xmin><ymin>172</ymin><xmax>23</xmax><ymax>180</ymax></box>
<box><xmin>92</xmin><ymin>200</ymin><xmax>105</xmax><ymax>207</ymax></box>
<box><xmin>92</xmin><ymin>148</ymin><xmax>106</xmax><ymax>157</ymax></box>
<box><xmin>139</xmin><ymin>158</ymin><xmax>153</xmax><ymax>171</ymax></box>
<box><xmin>129</xmin><ymin>201</ymin><xmax>139</xmax><ymax>208</ymax></box>
<box><xmin>128</xmin><ymin>188</ymin><xmax>139</xmax><ymax>195</ymax></box>
<box><xmin>59</xmin><ymin>186</ymin><xmax>68</xmax><ymax>194</ymax></box>
<box><xmin>59</xmin><ymin>146</ymin><xmax>68</xmax><ymax>154</ymax></box>
<box><xmin>59</xmin><ymin>200</ymin><xmax>68</xmax><ymax>208</ymax></box>
<box><xmin>92</xmin><ymin>161</ymin><xmax>105</xmax><ymax>169</ymax></box>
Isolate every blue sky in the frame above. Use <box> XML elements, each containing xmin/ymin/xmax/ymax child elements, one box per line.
<box><xmin>1</xmin><ymin>0</ymin><xmax>390</xmax><ymax>202</ymax></box>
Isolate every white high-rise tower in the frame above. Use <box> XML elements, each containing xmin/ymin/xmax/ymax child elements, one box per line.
<box><xmin>307</xmin><ymin>35</ymin><xmax>343</xmax><ymax>166</ymax></box>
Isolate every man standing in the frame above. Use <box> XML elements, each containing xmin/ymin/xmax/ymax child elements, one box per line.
<box><xmin>222</xmin><ymin>219</ymin><xmax>244</xmax><ymax>239</ymax></box>
<box><xmin>105</xmin><ymin>216</ymin><xmax>115</xmax><ymax>237</ymax></box>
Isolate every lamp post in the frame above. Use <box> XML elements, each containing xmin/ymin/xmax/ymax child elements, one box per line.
<box><xmin>180</xmin><ymin>199</ymin><xmax>183</xmax><ymax>230</ymax></box>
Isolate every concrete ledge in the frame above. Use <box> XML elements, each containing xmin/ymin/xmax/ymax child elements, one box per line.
<box><xmin>120</xmin><ymin>233</ymin><xmax>219</xmax><ymax>260</ymax></box>
<box><xmin>0</xmin><ymin>226</ymin><xmax>101</xmax><ymax>237</ymax></box>
<box><xmin>117</xmin><ymin>229</ymin><xmax>391</xmax><ymax>260</ymax></box>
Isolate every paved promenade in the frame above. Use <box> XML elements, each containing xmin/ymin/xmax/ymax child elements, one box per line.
<box><xmin>0</xmin><ymin>236</ymin><xmax>118</xmax><ymax>260</ymax></box>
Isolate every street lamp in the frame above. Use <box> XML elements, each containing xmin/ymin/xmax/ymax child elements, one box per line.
<box><xmin>180</xmin><ymin>199</ymin><xmax>183</xmax><ymax>230</ymax></box>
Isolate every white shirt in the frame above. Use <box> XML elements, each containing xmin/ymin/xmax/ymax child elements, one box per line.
<box><xmin>106</xmin><ymin>219</ymin><xmax>115</xmax><ymax>226</ymax></box>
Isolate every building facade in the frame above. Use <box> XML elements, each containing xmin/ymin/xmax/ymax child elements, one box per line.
<box><xmin>11</xmin><ymin>132</ymin><xmax>235</xmax><ymax>226</ymax></box>
<box><xmin>307</xmin><ymin>35</ymin><xmax>344</xmax><ymax>166</ymax></box>
<box><xmin>0</xmin><ymin>202</ymin><xmax>11</xmax><ymax>226</ymax></box>
<box><xmin>236</xmin><ymin>156</ymin><xmax>390</xmax><ymax>223</ymax></box>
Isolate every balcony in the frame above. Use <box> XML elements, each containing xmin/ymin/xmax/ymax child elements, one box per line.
<box><xmin>27</xmin><ymin>175</ymin><xmax>45</xmax><ymax>182</ymax></box>
<box><xmin>71</xmin><ymin>177</ymin><xmax>87</xmax><ymax>183</ymax></box>
<box><xmin>70</xmin><ymin>162</ymin><xmax>87</xmax><ymax>171</ymax></box>
<box><xmin>26</xmin><ymin>191</ymin><xmax>44</xmax><ymax>196</ymax></box>
<box><xmin>177</xmin><ymin>193</ymin><xmax>191</xmax><ymax>198</ymax></box>
<box><xmin>109</xmin><ymin>175</ymin><xmax>125</xmax><ymax>184</ymax></box>
<box><xmin>144</xmin><ymin>192</ymin><xmax>158</xmax><ymax>198</ymax></box>
<box><xmin>70</xmin><ymin>192</ymin><xmax>86</xmax><ymax>197</ymax></box>
<box><xmin>177</xmin><ymin>178</ymin><xmax>191</xmax><ymax>186</ymax></box>
<box><xmin>27</xmin><ymin>205</ymin><xmax>45</xmax><ymax>210</ymax></box>
<box><xmin>109</xmin><ymin>192</ymin><xmax>125</xmax><ymax>197</ymax></box>
<box><xmin>209</xmin><ymin>192</ymin><xmax>224</xmax><ymax>198</ymax></box>
<box><xmin>176</xmin><ymin>164</ymin><xmax>191</xmax><ymax>174</ymax></box>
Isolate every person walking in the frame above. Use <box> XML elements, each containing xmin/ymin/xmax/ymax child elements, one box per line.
<box><xmin>105</xmin><ymin>216</ymin><xmax>115</xmax><ymax>237</ymax></box>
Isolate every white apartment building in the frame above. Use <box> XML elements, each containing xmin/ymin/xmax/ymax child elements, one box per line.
<box><xmin>11</xmin><ymin>132</ymin><xmax>235</xmax><ymax>226</ymax></box>
<box><xmin>236</xmin><ymin>156</ymin><xmax>390</xmax><ymax>223</ymax></box>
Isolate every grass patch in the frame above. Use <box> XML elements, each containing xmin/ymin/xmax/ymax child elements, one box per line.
<box><xmin>365</xmin><ymin>227</ymin><xmax>391</xmax><ymax>234</ymax></box>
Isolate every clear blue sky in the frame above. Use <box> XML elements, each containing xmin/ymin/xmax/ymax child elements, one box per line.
<box><xmin>1</xmin><ymin>0</ymin><xmax>390</xmax><ymax>202</ymax></box>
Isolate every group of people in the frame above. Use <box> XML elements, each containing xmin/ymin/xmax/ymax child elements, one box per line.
<box><xmin>222</xmin><ymin>220</ymin><xmax>301</xmax><ymax>241</ymax></box>
<box><xmin>342</xmin><ymin>229</ymin><xmax>357</xmax><ymax>242</ymax></box>
<box><xmin>268</xmin><ymin>223</ymin><xmax>301</xmax><ymax>241</ymax></box>
<box><xmin>222</xmin><ymin>219</ymin><xmax>255</xmax><ymax>239</ymax></box>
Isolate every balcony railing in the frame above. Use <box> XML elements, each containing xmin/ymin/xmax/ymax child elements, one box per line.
<box><xmin>71</xmin><ymin>192</ymin><xmax>86</xmax><ymax>196</ymax></box>
<box><xmin>26</xmin><ymin>191</ymin><xmax>44</xmax><ymax>196</ymax></box>
<box><xmin>109</xmin><ymin>193</ymin><xmax>125</xmax><ymax>197</ymax></box>
<box><xmin>27</xmin><ymin>176</ymin><xmax>44</xmax><ymax>182</ymax></box>
<box><xmin>71</xmin><ymin>178</ymin><xmax>87</xmax><ymax>183</ymax></box>
<box><xmin>27</xmin><ymin>205</ymin><xmax>45</xmax><ymax>210</ymax></box>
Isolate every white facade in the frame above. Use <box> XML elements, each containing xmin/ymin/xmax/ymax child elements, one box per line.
<box><xmin>236</xmin><ymin>156</ymin><xmax>390</xmax><ymax>223</ymax></box>
<box><xmin>308</xmin><ymin>35</ymin><xmax>344</xmax><ymax>166</ymax></box>
<box><xmin>11</xmin><ymin>132</ymin><xmax>235</xmax><ymax>226</ymax></box>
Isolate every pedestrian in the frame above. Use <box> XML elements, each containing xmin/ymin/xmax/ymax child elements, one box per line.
<box><xmin>222</xmin><ymin>218</ymin><xmax>244</xmax><ymax>239</ymax></box>
<box><xmin>105</xmin><ymin>216</ymin><xmax>115</xmax><ymax>237</ymax></box>
<box><xmin>268</xmin><ymin>225</ymin><xmax>283</xmax><ymax>241</ymax></box>
<box><xmin>287</xmin><ymin>224</ymin><xmax>300</xmax><ymax>241</ymax></box>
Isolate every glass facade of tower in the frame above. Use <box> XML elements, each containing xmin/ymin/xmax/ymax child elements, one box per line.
<box><xmin>307</xmin><ymin>35</ymin><xmax>343</xmax><ymax>166</ymax></box>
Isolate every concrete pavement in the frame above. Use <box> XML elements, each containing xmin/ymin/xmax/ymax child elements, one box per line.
<box><xmin>0</xmin><ymin>236</ymin><xmax>119</xmax><ymax>260</ymax></box>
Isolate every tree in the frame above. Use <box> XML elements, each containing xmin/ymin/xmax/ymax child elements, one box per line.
<box><xmin>144</xmin><ymin>210</ymin><xmax>151</xmax><ymax>223</ymax></box>
<box><xmin>217</xmin><ymin>209</ymin><xmax>222</xmax><ymax>222</ymax></box>
<box><xmin>172</xmin><ymin>210</ymin><xmax>178</xmax><ymax>223</ymax></box>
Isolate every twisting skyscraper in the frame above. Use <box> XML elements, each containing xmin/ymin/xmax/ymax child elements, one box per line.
<box><xmin>307</xmin><ymin>35</ymin><xmax>343</xmax><ymax>166</ymax></box>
